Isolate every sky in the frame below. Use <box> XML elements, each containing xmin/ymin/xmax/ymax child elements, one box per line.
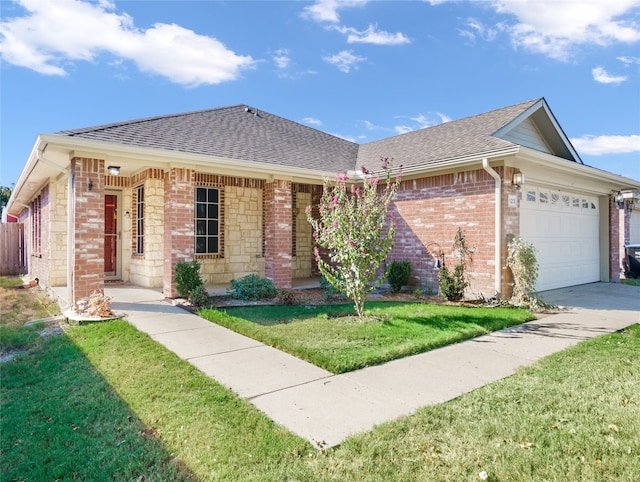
<box><xmin>1</xmin><ymin>0</ymin><xmax>639</xmax><ymax>188</ymax></box>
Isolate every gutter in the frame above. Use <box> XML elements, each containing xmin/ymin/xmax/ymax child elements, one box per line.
<box><xmin>37</xmin><ymin>148</ymin><xmax>73</xmax><ymax>310</ymax></box>
<box><xmin>482</xmin><ymin>158</ymin><xmax>502</xmax><ymax>296</ymax></box>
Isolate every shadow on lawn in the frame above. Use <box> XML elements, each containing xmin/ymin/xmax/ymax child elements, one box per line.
<box><xmin>0</xmin><ymin>330</ymin><xmax>197</xmax><ymax>481</ymax></box>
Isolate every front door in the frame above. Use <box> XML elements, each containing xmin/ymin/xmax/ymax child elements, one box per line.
<box><xmin>104</xmin><ymin>193</ymin><xmax>119</xmax><ymax>279</ymax></box>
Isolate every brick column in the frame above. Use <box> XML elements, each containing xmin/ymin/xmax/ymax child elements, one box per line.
<box><xmin>71</xmin><ymin>157</ymin><xmax>105</xmax><ymax>304</ymax></box>
<box><xmin>264</xmin><ymin>179</ymin><xmax>292</xmax><ymax>288</ymax></box>
<box><xmin>163</xmin><ymin>168</ymin><xmax>195</xmax><ymax>298</ymax></box>
<box><xmin>609</xmin><ymin>196</ymin><xmax>622</xmax><ymax>282</ymax></box>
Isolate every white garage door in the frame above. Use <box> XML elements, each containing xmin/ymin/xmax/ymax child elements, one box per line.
<box><xmin>520</xmin><ymin>186</ymin><xmax>600</xmax><ymax>292</ymax></box>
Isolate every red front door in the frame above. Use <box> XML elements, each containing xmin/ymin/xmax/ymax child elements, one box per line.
<box><xmin>104</xmin><ymin>194</ymin><xmax>117</xmax><ymax>276</ymax></box>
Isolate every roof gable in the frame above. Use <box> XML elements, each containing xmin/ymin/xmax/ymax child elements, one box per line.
<box><xmin>492</xmin><ymin>98</ymin><xmax>582</xmax><ymax>163</ymax></box>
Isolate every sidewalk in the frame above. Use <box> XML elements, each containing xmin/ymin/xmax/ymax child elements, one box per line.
<box><xmin>106</xmin><ymin>282</ymin><xmax>639</xmax><ymax>449</ymax></box>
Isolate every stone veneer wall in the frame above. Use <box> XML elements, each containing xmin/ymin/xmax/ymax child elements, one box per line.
<box><xmin>292</xmin><ymin>189</ymin><xmax>313</xmax><ymax>279</ymax></box>
<box><xmin>130</xmin><ymin>173</ymin><xmax>165</xmax><ymax>288</ymax></box>
<box><xmin>49</xmin><ymin>179</ymin><xmax>68</xmax><ymax>286</ymax></box>
<box><xmin>199</xmin><ymin>185</ymin><xmax>265</xmax><ymax>284</ymax></box>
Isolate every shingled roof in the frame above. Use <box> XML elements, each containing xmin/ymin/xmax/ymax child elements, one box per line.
<box><xmin>57</xmin><ymin>105</ymin><xmax>359</xmax><ymax>173</ymax></box>
<box><xmin>56</xmin><ymin>98</ymin><xmax>571</xmax><ymax>174</ymax></box>
<box><xmin>357</xmin><ymin>98</ymin><xmax>543</xmax><ymax>170</ymax></box>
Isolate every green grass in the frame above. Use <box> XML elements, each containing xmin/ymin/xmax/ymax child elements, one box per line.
<box><xmin>1</xmin><ymin>328</ymin><xmax>196</xmax><ymax>481</ymax></box>
<box><xmin>310</xmin><ymin>324</ymin><xmax>640</xmax><ymax>481</ymax></box>
<box><xmin>622</xmin><ymin>278</ymin><xmax>640</xmax><ymax>287</ymax></box>
<box><xmin>199</xmin><ymin>301</ymin><xmax>534</xmax><ymax>373</ymax></box>
<box><xmin>4</xmin><ymin>319</ymin><xmax>638</xmax><ymax>481</ymax></box>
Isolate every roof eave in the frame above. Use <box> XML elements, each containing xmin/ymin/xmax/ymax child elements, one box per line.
<box><xmin>518</xmin><ymin>146</ymin><xmax>640</xmax><ymax>189</ymax></box>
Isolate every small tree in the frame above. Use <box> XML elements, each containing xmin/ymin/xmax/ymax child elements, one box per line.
<box><xmin>438</xmin><ymin>228</ymin><xmax>473</xmax><ymax>301</ymax></box>
<box><xmin>306</xmin><ymin>158</ymin><xmax>401</xmax><ymax>317</ymax></box>
<box><xmin>506</xmin><ymin>237</ymin><xmax>539</xmax><ymax>306</ymax></box>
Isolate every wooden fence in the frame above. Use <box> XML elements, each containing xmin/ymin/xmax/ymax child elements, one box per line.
<box><xmin>0</xmin><ymin>223</ymin><xmax>26</xmax><ymax>275</ymax></box>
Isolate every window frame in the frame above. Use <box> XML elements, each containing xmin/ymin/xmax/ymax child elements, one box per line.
<box><xmin>135</xmin><ymin>185</ymin><xmax>144</xmax><ymax>255</ymax></box>
<box><xmin>194</xmin><ymin>186</ymin><xmax>221</xmax><ymax>256</ymax></box>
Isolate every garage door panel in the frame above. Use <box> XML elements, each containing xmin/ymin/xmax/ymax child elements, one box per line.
<box><xmin>521</xmin><ymin>186</ymin><xmax>600</xmax><ymax>292</ymax></box>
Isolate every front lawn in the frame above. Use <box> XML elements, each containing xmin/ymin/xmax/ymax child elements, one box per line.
<box><xmin>199</xmin><ymin>301</ymin><xmax>535</xmax><ymax>373</ymax></box>
<box><xmin>3</xmin><ymin>316</ymin><xmax>638</xmax><ymax>481</ymax></box>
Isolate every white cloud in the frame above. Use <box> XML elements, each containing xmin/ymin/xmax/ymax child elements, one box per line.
<box><xmin>273</xmin><ymin>49</ymin><xmax>291</xmax><ymax>69</ymax></box>
<box><xmin>458</xmin><ymin>18</ymin><xmax>502</xmax><ymax>42</ymax></box>
<box><xmin>489</xmin><ymin>0</ymin><xmax>640</xmax><ymax>60</ymax></box>
<box><xmin>571</xmin><ymin>134</ymin><xmax>640</xmax><ymax>155</ymax></box>
<box><xmin>302</xmin><ymin>117</ymin><xmax>323</xmax><ymax>126</ymax></box>
<box><xmin>334</xmin><ymin>24</ymin><xmax>411</xmax><ymax>45</ymax></box>
<box><xmin>323</xmin><ymin>50</ymin><xmax>366</xmax><ymax>72</ymax></box>
<box><xmin>301</xmin><ymin>0</ymin><xmax>369</xmax><ymax>23</ymax></box>
<box><xmin>0</xmin><ymin>0</ymin><xmax>255</xmax><ymax>86</ymax></box>
<box><xmin>618</xmin><ymin>55</ymin><xmax>640</xmax><ymax>64</ymax></box>
<box><xmin>592</xmin><ymin>66</ymin><xmax>628</xmax><ymax>84</ymax></box>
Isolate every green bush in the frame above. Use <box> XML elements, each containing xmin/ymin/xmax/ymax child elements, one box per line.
<box><xmin>277</xmin><ymin>288</ymin><xmax>299</xmax><ymax>305</ymax></box>
<box><xmin>320</xmin><ymin>275</ymin><xmax>344</xmax><ymax>301</ymax></box>
<box><xmin>228</xmin><ymin>274</ymin><xmax>277</xmax><ymax>301</ymax></box>
<box><xmin>189</xmin><ymin>285</ymin><xmax>210</xmax><ymax>308</ymax></box>
<box><xmin>388</xmin><ymin>260</ymin><xmax>412</xmax><ymax>293</ymax></box>
<box><xmin>174</xmin><ymin>260</ymin><xmax>204</xmax><ymax>299</ymax></box>
<box><xmin>438</xmin><ymin>264</ymin><xmax>468</xmax><ymax>302</ymax></box>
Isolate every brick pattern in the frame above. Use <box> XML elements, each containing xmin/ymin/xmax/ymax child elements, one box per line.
<box><xmin>163</xmin><ymin>168</ymin><xmax>195</xmax><ymax>297</ymax></box>
<box><xmin>71</xmin><ymin>157</ymin><xmax>105</xmax><ymax>304</ymax></box>
<box><xmin>610</xmin><ymin>197</ymin><xmax>622</xmax><ymax>281</ymax></box>
<box><xmin>389</xmin><ymin>169</ymin><xmax>501</xmax><ymax>297</ymax></box>
<box><xmin>264</xmin><ymin>179</ymin><xmax>292</xmax><ymax>288</ymax></box>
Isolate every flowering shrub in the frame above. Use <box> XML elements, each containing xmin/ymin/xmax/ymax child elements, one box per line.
<box><xmin>306</xmin><ymin>158</ymin><xmax>401</xmax><ymax>317</ymax></box>
<box><xmin>506</xmin><ymin>237</ymin><xmax>539</xmax><ymax>306</ymax></box>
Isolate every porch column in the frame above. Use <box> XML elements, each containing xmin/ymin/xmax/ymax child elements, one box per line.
<box><xmin>609</xmin><ymin>196</ymin><xmax>622</xmax><ymax>282</ymax></box>
<box><xmin>264</xmin><ymin>179</ymin><xmax>292</xmax><ymax>288</ymax></box>
<box><xmin>71</xmin><ymin>157</ymin><xmax>105</xmax><ymax>304</ymax></box>
<box><xmin>163</xmin><ymin>168</ymin><xmax>195</xmax><ymax>298</ymax></box>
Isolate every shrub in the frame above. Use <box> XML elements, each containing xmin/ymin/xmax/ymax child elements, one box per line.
<box><xmin>388</xmin><ymin>260</ymin><xmax>412</xmax><ymax>293</ymax></box>
<box><xmin>277</xmin><ymin>288</ymin><xmax>299</xmax><ymax>305</ymax></box>
<box><xmin>320</xmin><ymin>275</ymin><xmax>344</xmax><ymax>301</ymax></box>
<box><xmin>506</xmin><ymin>237</ymin><xmax>539</xmax><ymax>306</ymax></box>
<box><xmin>438</xmin><ymin>264</ymin><xmax>468</xmax><ymax>302</ymax></box>
<box><xmin>438</xmin><ymin>228</ymin><xmax>473</xmax><ymax>302</ymax></box>
<box><xmin>228</xmin><ymin>274</ymin><xmax>277</xmax><ymax>301</ymax></box>
<box><xmin>189</xmin><ymin>285</ymin><xmax>210</xmax><ymax>308</ymax></box>
<box><xmin>174</xmin><ymin>260</ymin><xmax>204</xmax><ymax>299</ymax></box>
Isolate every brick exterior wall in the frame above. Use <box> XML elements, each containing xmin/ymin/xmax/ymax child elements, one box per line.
<box><xmin>163</xmin><ymin>168</ymin><xmax>195</xmax><ymax>298</ymax></box>
<box><xmin>71</xmin><ymin>157</ymin><xmax>105</xmax><ymax>304</ymax></box>
<box><xmin>610</xmin><ymin>197</ymin><xmax>622</xmax><ymax>281</ymax></box>
<box><xmin>264</xmin><ymin>179</ymin><xmax>292</xmax><ymax>288</ymax></box>
<box><xmin>389</xmin><ymin>168</ymin><xmax>504</xmax><ymax>297</ymax></box>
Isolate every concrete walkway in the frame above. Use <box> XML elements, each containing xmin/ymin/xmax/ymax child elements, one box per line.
<box><xmin>106</xmin><ymin>282</ymin><xmax>639</xmax><ymax>449</ymax></box>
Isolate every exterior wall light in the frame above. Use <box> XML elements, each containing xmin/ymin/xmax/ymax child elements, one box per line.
<box><xmin>614</xmin><ymin>192</ymin><xmax>625</xmax><ymax>207</ymax></box>
<box><xmin>511</xmin><ymin>170</ymin><xmax>525</xmax><ymax>189</ymax></box>
<box><xmin>108</xmin><ymin>166</ymin><xmax>121</xmax><ymax>176</ymax></box>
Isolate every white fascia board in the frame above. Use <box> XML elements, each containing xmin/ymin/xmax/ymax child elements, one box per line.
<box><xmin>39</xmin><ymin>134</ymin><xmax>337</xmax><ymax>182</ymax></box>
<box><xmin>517</xmin><ymin>146</ymin><xmax>640</xmax><ymax>190</ymax></box>
<box><xmin>397</xmin><ymin>146</ymin><xmax>521</xmax><ymax>178</ymax></box>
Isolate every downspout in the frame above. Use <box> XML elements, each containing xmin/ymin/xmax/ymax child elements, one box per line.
<box><xmin>482</xmin><ymin>158</ymin><xmax>502</xmax><ymax>296</ymax></box>
<box><xmin>37</xmin><ymin>149</ymin><xmax>73</xmax><ymax>310</ymax></box>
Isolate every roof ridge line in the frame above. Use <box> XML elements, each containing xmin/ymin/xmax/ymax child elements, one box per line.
<box><xmin>56</xmin><ymin>104</ymin><xmax>248</xmax><ymax>136</ymax></box>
